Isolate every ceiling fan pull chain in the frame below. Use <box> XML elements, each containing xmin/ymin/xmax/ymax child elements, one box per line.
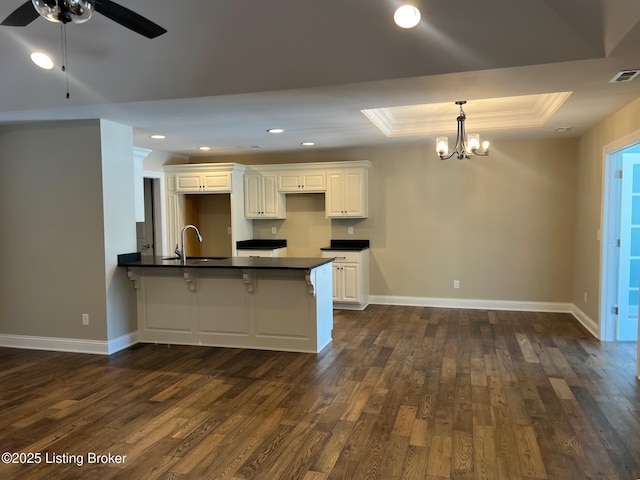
<box><xmin>60</xmin><ymin>22</ymin><xmax>70</xmax><ymax>99</ymax></box>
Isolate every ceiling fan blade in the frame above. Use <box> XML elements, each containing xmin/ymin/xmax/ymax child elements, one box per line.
<box><xmin>1</xmin><ymin>1</ymin><xmax>40</xmax><ymax>26</ymax></box>
<box><xmin>94</xmin><ymin>0</ymin><xmax>166</xmax><ymax>38</ymax></box>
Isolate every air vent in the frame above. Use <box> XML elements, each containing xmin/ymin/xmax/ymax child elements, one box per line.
<box><xmin>610</xmin><ymin>70</ymin><xmax>640</xmax><ymax>83</ymax></box>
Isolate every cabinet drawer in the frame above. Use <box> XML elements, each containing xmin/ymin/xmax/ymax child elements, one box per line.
<box><xmin>321</xmin><ymin>250</ymin><xmax>361</xmax><ymax>263</ymax></box>
<box><xmin>237</xmin><ymin>248</ymin><xmax>288</xmax><ymax>258</ymax></box>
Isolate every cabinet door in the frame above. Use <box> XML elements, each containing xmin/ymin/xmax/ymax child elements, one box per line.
<box><xmin>325</xmin><ymin>172</ymin><xmax>345</xmax><ymax>217</ymax></box>
<box><xmin>175</xmin><ymin>174</ymin><xmax>203</xmax><ymax>192</ymax></box>
<box><xmin>244</xmin><ymin>174</ymin><xmax>262</xmax><ymax>218</ymax></box>
<box><xmin>261</xmin><ymin>174</ymin><xmax>281</xmax><ymax>217</ymax></box>
<box><xmin>340</xmin><ymin>263</ymin><xmax>360</xmax><ymax>303</ymax></box>
<box><xmin>301</xmin><ymin>171</ymin><xmax>326</xmax><ymax>192</ymax></box>
<box><xmin>343</xmin><ymin>170</ymin><xmax>366</xmax><ymax>217</ymax></box>
<box><xmin>202</xmin><ymin>173</ymin><xmax>231</xmax><ymax>192</ymax></box>
<box><xmin>331</xmin><ymin>264</ymin><xmax>340</xmax><ymax>302</ymax></box>
<box><xmin>278</xmin><ymin>172</ymin><xmax>303</xmax><ymax>192</ymax></box>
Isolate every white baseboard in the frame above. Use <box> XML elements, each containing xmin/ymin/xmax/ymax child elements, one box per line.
<box><xmin>107</xmin><ymin>331</ymin><xmax>139</xmax><ymax>354</ymax></box>
<box><xmin>569</xmin><ymin>304</ymin><xmax>600</xmax><ymax>339</ymax></box>
<box><xmin>369</xmin><ymin>295</ymin><xmax>573</xmax><ymax>313</ymax></box>
<box><xmin>0</xmin><ymin>331</ymin><xmax>139</xmax><ymax>355</ymax></box>
<box><xmin>369</xmin><ymin>295</ymin><xmax>600</xmax><ymax>338</ymax></box>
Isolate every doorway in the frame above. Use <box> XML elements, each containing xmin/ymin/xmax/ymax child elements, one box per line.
<box><xmin>136</xmin><ymin>176</ymin><xmax>165</xmax><ymax>257</ymax></box>
<box><xmin>602</xmin><ymin>136</ymin><xmax>640</xmax><ymax>342</ymax></box>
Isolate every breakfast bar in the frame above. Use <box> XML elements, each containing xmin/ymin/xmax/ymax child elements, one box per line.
<box><xmin>118</xmin><ymin>253</ymin><xmax>334</xmax><ymax>353</ymax></box>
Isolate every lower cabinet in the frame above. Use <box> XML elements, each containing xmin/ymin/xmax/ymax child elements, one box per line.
<box><xmin>321</xmin><ymin>249</ymin><xmax>369</xmax><ymax>309</ymax></box>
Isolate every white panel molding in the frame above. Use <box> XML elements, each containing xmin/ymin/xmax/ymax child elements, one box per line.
<box><xmin>0</xmin><ymin>331</ymin><xmax>139</xmax><ymax>355</ymax></box>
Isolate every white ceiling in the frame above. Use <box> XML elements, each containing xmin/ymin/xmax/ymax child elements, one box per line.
<box><xmin>1</xmin><ymin>0</ymin><xmax>640</xmax><ymax>157</ymax></box>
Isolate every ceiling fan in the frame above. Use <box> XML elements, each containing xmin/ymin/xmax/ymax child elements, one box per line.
<box><xmin>1</xmin><ymin>0</ymin><xmax>166</xmax><ymax>38</ymax></box>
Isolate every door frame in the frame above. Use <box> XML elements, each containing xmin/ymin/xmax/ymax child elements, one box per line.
<box><xmin>600</xmin><ymin>129</ymin><xmax>640</xmax><ymax>341</ymax></box>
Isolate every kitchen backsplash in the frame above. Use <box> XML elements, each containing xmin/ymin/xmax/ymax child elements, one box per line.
<box><xmin>252</xmin><ymin>194</ymin><xmax>330</xmax><ymax>256</ymax></box>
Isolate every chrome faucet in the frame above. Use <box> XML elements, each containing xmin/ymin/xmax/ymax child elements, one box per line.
<box><xmin>175</xmin><ymin>225</ymin><xmax>203</xmax><ymax>262</ymax></box>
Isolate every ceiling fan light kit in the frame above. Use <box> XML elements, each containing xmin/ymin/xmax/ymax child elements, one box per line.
<box><xmin>32</xmin><ymin>0</ymin><xmax>93</xmax><ymax>25</ymax></box>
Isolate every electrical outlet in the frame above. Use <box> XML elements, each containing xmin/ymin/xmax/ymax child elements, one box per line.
<box><xmin>82</xmin><ymin>313</ymin><xmax>89</xmax><ymax>326</ymax></box>
<box><xmin>348</xmin><ymin>226</ymin><xmax>353</xmax><ymax>235</ymax></box>
<box><xmin>271</xmin><ymin>226</ymin><xmax>277</xmax><ymax>235</ymax></box>
<box><xmin>584</xmin><ymin>292</ymin><xmax>588</xmax><ymax>302</ymax></box>
<box><xmin>453</xmin><ymin>280</ymin><xmax>460</xmax><ymax>289</ymax></box>
<box><xmin>227</xmin><ymin>226</ymin><xmax>231</xmax><ymax>235</ymax></box>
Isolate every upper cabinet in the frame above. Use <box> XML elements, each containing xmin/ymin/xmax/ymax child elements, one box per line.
<box><xmin>325</xmin><ymin>167</ymin><xmax>369</xmax><ymax>218</ymax></box>
<box><xmin>174</xmin><ymin>171</ymin><xmax>232</xmax><ymax>193</ymax></box>
<box><xmin>164</xmin><ymin>161</ymin><xmax>370</xmax><ymax>221</ymax></box>
<box><xmin>244</xmin><ymin>171</ymin><xmax>285</xmax><ymax>219</ymax></box>
<box><xmin>278</xmin><ymin>169</ymin><xmax>326</xmax><ymax>193</ymax></box>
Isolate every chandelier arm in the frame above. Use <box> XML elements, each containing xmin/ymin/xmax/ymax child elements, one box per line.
<box><xmin>439</xmin><ymin>151</ymin><xmax>457</xmax><ymax>161</ymax></box>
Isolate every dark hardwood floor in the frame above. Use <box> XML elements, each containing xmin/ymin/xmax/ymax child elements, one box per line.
<box><xmin>0</xmin><ymin>306</ymin><xmax>638</xmax><ymax>479</ymax></box>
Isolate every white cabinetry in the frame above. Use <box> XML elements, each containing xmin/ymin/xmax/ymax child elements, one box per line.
<box><xmin>278</xmin><ymin>170</ymin><xmax>326</xmax><ymax>192</ymax></box>
<box><xmin>325</xmin><ymin>168</ymin><xmax>368</xmax><ymax>218</ymax></box>
<box><xmin>163</xmin><ymin>163</ymin><xmax>252</xmax><ymax>257</ymax></box>
<box><xmin>321</xmin><ymin>249</ymin><xmax>369</xmax><ymax>309</ymax></box>
<box><xmin>244</xmin><ymin>171</ymin><xmax>285</xmax><ymax>218</ymax></box>
<box><xmin>175</xmin><ymin>172</ymin><xmax>232</xmax><ymax>193</ymax></box>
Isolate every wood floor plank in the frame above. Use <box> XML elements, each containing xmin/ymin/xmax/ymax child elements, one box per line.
<box><xmin>0</xmin><ymin>306</ymin><xmax>638</xmax><ymax>479</ymax></box>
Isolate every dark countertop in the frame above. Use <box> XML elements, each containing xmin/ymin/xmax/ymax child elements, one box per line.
<box><xmin>118</xmin><ymin>253</ymin><xmax>331</xmax><ymax>270</ymax></box>
<box><xmin>236</xmin><ymin>239</ymin><xmax>287</xmax><ymax>250</ymax></box>
<box><xmin>320</xmin><ymin>239</ymin><xmax>370</xmax><ymax>251</ymax></box>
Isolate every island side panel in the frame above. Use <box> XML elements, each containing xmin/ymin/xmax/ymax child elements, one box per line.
<box><xmin>135</xmin><ymin>268</ymin><xmax>198</xmax><ymax>345</ymax></box>
<box><xmin>196</xmin><ymin>269</ymin><xmax>251</xmax><ymax>347</ymax></box>
<box><xmin>251</xmin><ymin>269</ymin><xmax>313</xmax><ymax>352</ymax></box>
<box><xmin>312</xmin><ymin>262</ymin><xmax>333</xmax><ymax>351</ymax></box>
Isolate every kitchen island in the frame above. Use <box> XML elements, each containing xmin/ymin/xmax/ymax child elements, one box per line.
<box><xmin>118</xmin><ymin>253</ymin><xmax>334</xmax><ymax>353</ymax></box>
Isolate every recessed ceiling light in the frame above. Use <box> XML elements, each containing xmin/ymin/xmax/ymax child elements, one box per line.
<box><xmin>198</xmin><ymin>146</ymin><xmax>211</xmax><ymax>151</ymax></box>
<box><xmin>394</xmin><ymin>5</ymin><xmax>421</xmax><ymax>29</ymax></box>
<box><xmin>30</xmin><ymin>52</ymin><xmax>54</xmax><ymax>70</ymax></box>
<box><xmin>150</xmin><ymin>134</ymin><xmax>166</xmax><ymax>139</ymax></box>
<box><xmin>267</xmin><ymin>128</ymin><xmax>284</xmax><ymax>134</ymax></box>
<box><xmin>301</xmin><ymin>142</ymin><xmax>315</xmax><ymax>146</ymax></box>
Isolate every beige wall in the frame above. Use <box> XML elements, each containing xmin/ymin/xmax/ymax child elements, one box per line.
<box><xmin>196</xmin><ymin>137</ymin><xmax>578</xmax><ymax>303</ymax></box>
<box><xmin>573</xmin><ymin>96</ymin><xmax>640</xmax><ymax>326</ymax></box>
<box><xmin>185</xmin><ymin>194</ymin><xmax>233</xmax><ymax>257</ymax></box>
<box><xmin>252</xmin><ymin>193</ymin><xmax>332</xmax><ymax>256</ymax></box>
<box><xmin>0</xmin><ymin>120</ymin><xmax>137</xmax><ymax>345</ymax></box>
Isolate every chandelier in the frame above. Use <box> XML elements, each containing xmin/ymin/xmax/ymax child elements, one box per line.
<box><xmin>436</xmin><ymin>101</ymin><xmax>490</xmax><ymax>160</ymax></box>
